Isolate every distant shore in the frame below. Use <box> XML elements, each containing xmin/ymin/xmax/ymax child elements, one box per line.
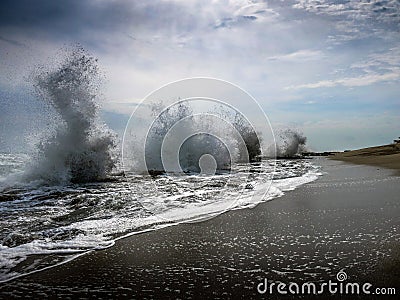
<box><xmin>330</xmin><ymin>143</ymin><xmax>400</xmax><ymax>174</ymax></box>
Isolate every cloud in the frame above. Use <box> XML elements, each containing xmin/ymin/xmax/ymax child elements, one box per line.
<box><xmin>293</xmin><ymin>0</ymin><xmax>400</xmax><ymax>24</ymax></box>
<box><xmin>350</xmin><ymin>46</ymin><xmax>400</xmax><ymax>73</ymax></box>
<box><xmin>0</xmin><ymin>0</ymin><xmax>399</xmax><ymax>151</ymax></box>
<box><xmin>0</xmin><ymin>0</ymin><xmax>214</xmax><ymax>46</ymax></box>
<box><xmin>287</xmin><ymin>71</ymin><xmax>400</xmax><ymax>89</ymax></box>
<box><xmin>214</xmin><ymin>2</ymin><xmax>279</xmax><ymax>28</ymax></box>
<box><xmin>288</xmin><ymin>44</ymin><xmax>400</xmax><ymax>90</ymax></box>
<box><xmin>292</xmin><ymin>0</ymin><xmax>400</xmax><ymax>43</ymax></box>
<box><xmin>0</xmin><ymin>35</ymin><xmax>26</xmax><ymax>47</ymax></box>
<box><xmin>214</xmin><ymin>15</ymin><xmax>257</xmax><ymax>29</ymax></box>
<box><xmin>267</xmin><ymin>49</ymin><xmax>324</xmax><ymax>62</ymax></box>
<box><xmin>102</xmin><ymin>99</ymin><xmax>141</xmax><ymax>115</ymax></box>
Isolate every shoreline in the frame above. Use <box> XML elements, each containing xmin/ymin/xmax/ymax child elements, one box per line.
<box><xmin>330</xmin><ymin>144</ymin><xmax>400</xmax><ymax>175</ymax></box>
<box><xmin>1</xmin><ymin>158</ymin><xmax>399</xmax><ymax>298</ymax></box>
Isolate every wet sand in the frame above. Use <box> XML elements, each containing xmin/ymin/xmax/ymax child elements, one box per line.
<box><xmin>1</xmin><ymin>158</ymin><xmax>399</xmax><ymax>299</ymax></box>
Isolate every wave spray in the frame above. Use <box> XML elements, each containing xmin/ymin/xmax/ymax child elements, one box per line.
<box><xmin>22</xmin><ymin>47</ymin><xmax>117</xmax><ymax>185</ymax></box>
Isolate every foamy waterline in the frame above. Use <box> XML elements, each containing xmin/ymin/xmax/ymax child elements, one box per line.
<box><xmin>0</xmin><ymin>164</ymin><xmax>321</xmax><ymax>284</ymax></box>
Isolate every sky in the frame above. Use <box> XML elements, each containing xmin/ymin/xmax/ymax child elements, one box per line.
<box><xmin>0</xmin><ymin>0</ymin><xmax>399</xmax><ymax>152</ymax></box>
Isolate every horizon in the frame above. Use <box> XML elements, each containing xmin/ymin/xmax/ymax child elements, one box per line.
<box><xmin>1</xmin><ymin>0</ymin><xmax>399</xmax><ymax>152</ymax></box>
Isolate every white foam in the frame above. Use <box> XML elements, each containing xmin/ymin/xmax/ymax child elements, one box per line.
<box><xmin>0</xmin><ymin>159</ymin><xmax>322</xmax><ymax>283</ymax></box>
<box><xmin>273</xmin><ymin>170</ymin><xmax>322</xmax><ymax>192</ymax></box>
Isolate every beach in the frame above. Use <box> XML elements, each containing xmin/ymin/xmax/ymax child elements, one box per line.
<box><xmin>1</xmin><ymin>158</ymin><xmax>399</xmax><ymax>299</ymax></box>
<box><xmin>331</xmin><ymin>144</ymin><xmax>400</xmax><ymax>174</ymax></box>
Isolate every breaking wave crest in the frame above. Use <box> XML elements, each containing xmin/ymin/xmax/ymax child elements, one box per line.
<box><xmin>9</xmin><ymin>47</ymin><xmax>118</xmax><ymax>186</ymax></box>
<box><xmin>276</xmin><ymin>129</ymin><xmax>307</xmax><ymax>158</ymax></box>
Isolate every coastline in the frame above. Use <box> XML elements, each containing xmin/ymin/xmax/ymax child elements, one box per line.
<box><xmin>330</xmin><ymin>144</ymin><xmax>400</xmax><ymax>174</ymax></box>
<box><xmin>1</xmin><ymin>158</ymin><xmax>399</xmax><ymax>298</ymax></box>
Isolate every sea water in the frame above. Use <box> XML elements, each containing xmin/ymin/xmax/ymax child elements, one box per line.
<box><xmin>0</xmin><ymin>153</ymin><xmax>320</xmax><ymax>282</ymax></box>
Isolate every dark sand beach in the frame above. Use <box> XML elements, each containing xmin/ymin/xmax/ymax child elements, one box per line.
<box><xmin>1</xmin><ymin>158</ymin><xmax>399</xmax><ymax>299</ymax></box>
<box><xmin>331</xmin><ymin>144</ymin><xmax>400</xmax><ymax>174</ymax></box>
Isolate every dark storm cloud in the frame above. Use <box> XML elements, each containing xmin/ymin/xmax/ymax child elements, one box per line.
<box><xmin>0</xmin><ymin>35</ymin><xmax>26</xmax><ymax>47</ymax></box>
<box><xmin>0</xmin><ymin>0</ymin><xmax>289</xmax><ymax>42</ymax></box>
<box><xmin>0</xmin><ymin>0</ymin><xmax>196</xmax><ymax>42</ymax></box>
<box><xmin>0</xmin><ymin>0</ymin><xmax>122</xmax><ymax>32</ymax></box>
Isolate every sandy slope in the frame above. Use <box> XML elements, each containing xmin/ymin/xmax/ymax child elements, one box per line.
<box><xmin>331</xmin><ymin>143</ymin><xmax>400</xmax><ymax>172</ymax></box>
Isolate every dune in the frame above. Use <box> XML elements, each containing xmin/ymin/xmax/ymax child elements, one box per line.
<box><xmin>331</xmin><ymin>143</ymin><xmax>400</xmax><ymax>173</ymax></box>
